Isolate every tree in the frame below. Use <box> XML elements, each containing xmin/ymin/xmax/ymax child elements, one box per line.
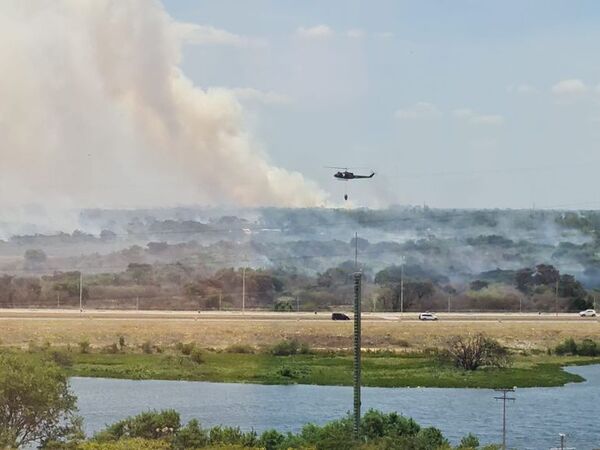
<box><xmin>0</xmin><ymin>353</ymin><xmax>82</xmax><ymax>448</ymax></box>
<box><xmin>445</xmin><ymin>334</ymin><xmax>511</xmax><ymax>371</ymax></box>
<box><xmin>532</xmin><ymin>264</ymin><xmax>559</xmax><ymax>285</ymax></box>
<box><xmin>24</xmin><ymin>248</ymin><xmax>47</xmax><ymax>270</ymax></box>
<box><xmin>558</xmin><ymin>274</ymin><xmax>590</xmax><ymax>310</ymax></box>
<box><xmin>470</xmin><ymin>280</ymin><xmax>489</xmax><ymax>291</ymax></box>
<box><xmin>126</xmin><ymin>263</ymin><xmax>154</xmax><ymax>284</ymax></box>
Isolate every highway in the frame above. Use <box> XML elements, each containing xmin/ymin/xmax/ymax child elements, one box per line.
<box><xmin>0</xmin><ymin>308</ymin><xmax>596</xmax><ymax>322</ymax></box>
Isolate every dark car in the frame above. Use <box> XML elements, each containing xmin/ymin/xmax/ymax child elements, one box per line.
<box><xmin>331</xmin><ymin>312</ymin><xmax>350</xmax><ymax>321</ymax></box>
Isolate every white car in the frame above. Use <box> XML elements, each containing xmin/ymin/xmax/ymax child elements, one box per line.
<box><xmin>579</xmin><ymin>309</ymin><xmax>597</xmax><ymax>317</ymax></box>
<box><xmin>419</xmin><ymin>312</ymin><xmax>438</xmax><ymax>321</ymax></box>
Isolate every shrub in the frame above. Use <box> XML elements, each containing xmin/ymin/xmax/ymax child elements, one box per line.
<box><xmin>225</xmin><ymin>344</ymin><xmax>255</xmax><ymax>354</ymax></box>
<box><xmin>78</xmin><ymin>438</ymin><xmax>171</xmax><ymax>449</ymax></box>
<box><xmin>299</xmin><ymin>342</ymin><xmax>312</xmax><ymax>355</ymax></box>
<box><xmin>103</xmin><ymin>343</ymin><xmax>119</xmax><ymax>354</ymax></box>
<box><xmin>118</xmin><ymin>336</ymin><xmax>126</xmax><ymax>350</ymax></box>
<box><xmin>259</xmin><ymin>429</ymin><xmax>286</xmax><ymax>450</ymax></box>
<box><xmin>79</xmin><ymin>340</ymin><xmax>91</xmax><ymax>354</ymax></box>
<box><xmin>208</xmin><ymin>426</ymin><xmax>258</xmax><ymax>447</ymax></box>
<box><xmin>271</xmin><ymin>339</ymin><xmax>310</xmax><ymax>356</ymax></box>
<box><xmin>458</xmin><ymin>433</ymin><xmax>480</xmax><ymax>448</ymax></box>
<box><xmin>277</xmin><ymin>366</ymin><xmax>295</xmax><ymax>378</ymax></box>
<box><xmin>415</xmin><ymin>426</ymin><xmax>449</xmax><ymax>449</ymax></box>
<box><xmin>190</xmin><ymin>348</ymin><xmax>204</xmax><ymax>364</ymax></box>
<box><xmin>391</xmin><ymin>338</ymin><xmax>411</xmax><ymax>348</ymax></box>
<box><xmin>444</xmin><ymin>334</ymin><xmax>511</xmax><ymax>371</ymax></box>
<box><xmin>361</xmin><ymin>409</ymin><xmax>420</xmax><ymax>440</ymax></box>
<box><xmin>555</xmin><ymin>338</ymin><xmax>599</xmax><ymax>356</ymax></box>
<box><xmin>141</xmin><ymin>341</ymin><xmax>153</xmax><ymax>354</ymax></box>
<box><xmin>555</xmin><ymin>338</ymin><xmax>578</xmax><ymax>355</ymax></box>
<box><xmin>176</xmin><ymin>342</ymin><xmax>195</xmax><ymax>356</ymax></box>
<box><xmin>577</xmin><ymin>339</ymin><xmax>598</xmax><ymax>356</ymax></box>
<box><xmin>50</xmin><ymin>351</ymin><xmax>74</xmax><ymax>368</ymax></box>
<box><xmin>94</xmin><ymin>410</ymin><xmax>180</xmax><ymax>441</ymax></box>
<box><xmin>172</xmin><ymin>419</ymin><xmax>208</xmax><ymax>449</ymax></box>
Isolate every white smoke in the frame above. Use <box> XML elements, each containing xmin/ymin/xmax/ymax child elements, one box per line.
<box><xmin>0</xmin><ymin>0</ymin><xmax>326</xmax><ymax>211</ymax></box>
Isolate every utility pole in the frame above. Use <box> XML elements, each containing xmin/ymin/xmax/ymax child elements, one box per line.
<box><xmin>353</xmin><ymin>271</ymin><xmax>362</xmax><ymax>440</ymax></box>
<box><xmin>555</xmin><ymin>278</ymin><xmax>559</xmax><ymax>316</ymax></box>
<box><xmin>219</xmin><ymin>291</ymin><xmax>222</xmax><ymax>311</ymax></box>
<box><xmin>354</xmin><ymin>232</ymin><xmax>358</xmax><ymax>269</ymax></box>
<box><xmin>79</xmin><ymin>271</ymin><xmax>83</xmax><ymax>313</ymax></box>
<box><xmin>57</xmin><ymin>292</ymin><xmax>60</xmax><ymax>309</ymax></box>
<box><xmin>400</xmin><ymin>256</ymin><xmax>405</xmax><ymax>318</ymax></box>
<box><xmin>494</xmin><ymin>388</ymin><xmax>515</xmax><ymax>450</ymax></box>
<box><xmin>447</xmin><ymin>295</ymin><xmax>450</xmax><ymax>314</ymax></box>
<box><xmin>242</xmin><ymin>265</ymin><xmax>246</xmax><ymax>314</ymax></box>
<box><xmin>296</xmin><ymin>296</ymin><xmax>300</xmax><ymax>313</ymax></box>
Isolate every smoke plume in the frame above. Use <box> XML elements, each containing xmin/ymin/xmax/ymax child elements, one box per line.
<box><xmin>0</xmin><ymin>0</ymin><xmax>325</xmax><ymax>210</ymax></box>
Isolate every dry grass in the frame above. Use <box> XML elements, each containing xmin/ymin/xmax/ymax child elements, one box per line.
<box><xmin>1</xmin><ymin>316</ymin><xmax>598</xmax><ymax>351</ymax></box>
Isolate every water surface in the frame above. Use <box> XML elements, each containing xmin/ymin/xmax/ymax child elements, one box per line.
<box><xmin>71</xmin><ymin>365</ymin><xmax>600</xmax><ymax>449</ymax></box>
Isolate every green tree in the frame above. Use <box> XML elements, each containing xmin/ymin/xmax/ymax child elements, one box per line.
<box><xmin>0</xmin><ymin>353</ymin><xmax>82</xmax><ymax>448</ymax></box>
<box><xmin>458</xmin><ymin>433</ymin><xmax>480</xmax><ymax>448</ymax></box>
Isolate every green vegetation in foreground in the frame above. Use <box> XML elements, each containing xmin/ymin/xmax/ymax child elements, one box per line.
<box><xmin>72</xmin><ymin>408</ymin><xmax>496</xmax><ymax>450</ymax></box>
<box><xmin>59</xmin><ymin>350</ymin><xmax>598</xmax><ymax>388</ymax></box>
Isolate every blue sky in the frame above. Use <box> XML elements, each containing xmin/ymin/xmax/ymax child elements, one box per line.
<box><xmin>163</xmin><ymin>1</ymin><xmax>600</xmax><ymax>208</ymax></box>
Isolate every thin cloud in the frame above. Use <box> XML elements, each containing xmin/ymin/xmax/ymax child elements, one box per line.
<box><xmin>395</xmin><ymin>102</ymin><xmax>442</xmax><ymax>120</ymax></box>
<box><xmin>375</xmin><ymin>31</ymin><xmax>394</xmax><ymax>38</ymax></box>
<box><xmin>551</xmin><ymin>79</ymin><xmax>588</xmax><ymax>95</ymax></box>
<box><xmin>507</xmin><ymin>84</ymin><xmax>538</xmax><ymax>95</ymax></box>
<box><xmin>296</xmin><ymin>25</ymin><xmax>333</xmax><ymax>39</ymax></box>
<box><xmin>346</xmin><ymin>28</ymin><xmax>366</xmax><ymax>39</ymax></box>
<box><xmin>470</xmin><ymin>114</ymin><xmax>504</xmax><ymax>125</ymax></box>
<box><xmin>177</xmin><ymin>23</ymin><xmax>266</xmax><ymax>48</ymax></box>
<box><xmin>453</xmin><ymin>108</ymin><xmax>504</xmax><ymax>126</ymax></box>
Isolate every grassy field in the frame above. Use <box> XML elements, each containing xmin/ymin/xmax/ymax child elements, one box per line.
<box><xmin>46</xmin><ymin>350</ymin><xmax>596</xmax><ymax>388</ymax></box>
<box><xmin>1</xmin><ymin>316</ymin><xmax>599</xmax><ymax>352</ymax></box>
<box><xmin>3</xmin><ymin>315</ymin><xmax>599</xmax><ymax>388</ymax></box>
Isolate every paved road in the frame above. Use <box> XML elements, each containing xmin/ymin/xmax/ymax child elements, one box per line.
<box><xmin>0</xmin><ymin>308</ymin><xmax>596</xmax><ymax>322</ymax></box>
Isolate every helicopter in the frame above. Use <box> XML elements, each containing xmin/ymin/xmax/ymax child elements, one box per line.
<box><xmin>326</xmin><ymin>167</ymin><xmax>375</xmax><ymax>200</ymax></box>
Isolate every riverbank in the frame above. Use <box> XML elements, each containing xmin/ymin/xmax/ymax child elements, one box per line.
<box><xmin>58</xmin><ymin>350</ymin><xmax>599</xmax><ymax>388</ymax></box>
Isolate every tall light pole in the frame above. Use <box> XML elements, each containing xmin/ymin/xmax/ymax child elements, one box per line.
<box><xmin>242</xmin><ymin>266</ymin><xmax>246</xmax><ymax>314</ymax></box>
<box><xmin>555</xmin><ymin>278</ymin><xmax>559</xmax><ymax>316</ymax></box>
<box><xmin>79</xmin><ymin>271</ymin><xmax>83</xmax><ymax>313</ymax></box>
<box><xmin>400</xmin><ymin>256</ymin><xmax>405</xmax><ymax>318</ymax></box>
<box><xmin>494</xmin><ymin>388</ymin><xmax>516</xmax><ymax>450</ymax></box>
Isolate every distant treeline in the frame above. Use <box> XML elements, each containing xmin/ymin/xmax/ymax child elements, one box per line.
<box><xmin>0</xmin><ymin>259</ymin><xmax>593</xmax><ymax>312</ymax></box>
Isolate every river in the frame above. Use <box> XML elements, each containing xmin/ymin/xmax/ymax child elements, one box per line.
<box><xmin>71</xmin><ymin>365</ymin><xmax>600</xmax><ymax>449</ymax></box>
